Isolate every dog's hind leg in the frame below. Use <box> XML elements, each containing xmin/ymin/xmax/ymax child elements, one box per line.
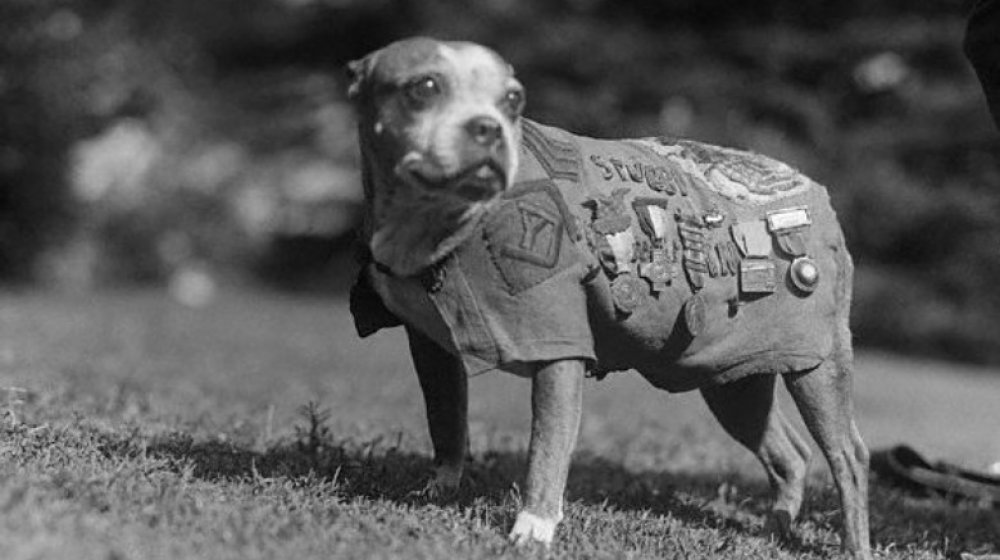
<box><xmin>700</xmin><ymin>374</ymin><xmax>811</xmax><ymax>537</ymax></box>
<box><xmin>784</xmin><ymin>357</ymin><xmax>872</xmax><ymax>560</ymax></box>
<box><xmin>406</xmin><ymin>326</ymin><xmax>468</xmax><ymax>496</ymax></box>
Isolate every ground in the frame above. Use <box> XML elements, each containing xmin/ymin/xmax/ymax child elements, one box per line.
<box><xmin>0</xmin><ymin>289</ymin><xmax>997</xmax><ymax>559</ymax></box>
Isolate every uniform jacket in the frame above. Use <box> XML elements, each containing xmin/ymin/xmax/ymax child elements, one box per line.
<box><xmin>352</xmin><ymin>120</ymin><xmax>850</xmax><ymax>392</ymax></box>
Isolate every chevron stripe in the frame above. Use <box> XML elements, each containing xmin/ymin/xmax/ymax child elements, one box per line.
<box><xmin>521</xmin><ymin>120</ymin><xmax>581</xmax><ymax>182</ymax></box>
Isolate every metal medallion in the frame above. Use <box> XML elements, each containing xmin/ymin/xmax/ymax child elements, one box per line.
<box><xmin>639</xmin><ymin>247</ymin><xmax>675</xmax><ymax>293</ymax></box>
<box><xmin>611</xmin><ymin>274</ymin><xmax>645</xmax><ymax>315</ymax></box>
<box><xmin>789</xmin><ymin>256</ymin><xmax>820</xmax><ymax>294</ymax></box>
<box><xmin>683</xmin><ymin>294</ymin><xmax>707</xmax><ymax>337</ymax></box>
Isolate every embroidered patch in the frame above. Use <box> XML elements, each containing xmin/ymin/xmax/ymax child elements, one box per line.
<box><xmin>483</xmin><ymin>180</ymin><xmax>578</xmax><ymax>294</ymax></box>
<box><xmin>632</xmin><ymin>138</ymin><xmax>811</xmax><ymax>204</ymax></box>
<box><xmin>679</xmin><ymin>141</ymin><xmax>802</xmax><ymax>194</ymax></box>
<box><xmin>590</xmin><ymin>152</ymin><xmax>689</xmax><ymax>196</ymax></box>
<box><xmin>522</xmin><ymin>121</ymin><xmax>581</xmax><ymax>183</ymax></box>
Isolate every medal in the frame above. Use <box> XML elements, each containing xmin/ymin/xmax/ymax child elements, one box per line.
<box><xmin>611</xmin><ymin>274</ymin><xmax>645</xmax><ymax>315</ymax></box>
<box><xmin>639</xmin><ymin>247</ymin><xmax>674</xmax><ymax>293</ymax></box>
<box><xmin>683</xmin><ymin>294</ymin><xmax>707</xmax><ymax>337</ymax></box>
<box><xmin>767</xmin><ymin>206</ymin><xmax>812</xmax><ymax>257</ymax></box>
<box><xmin>789</xmin><ymin>256</ymin><xmax>820</xmax><ymax>294</ymax></box>
<box><xmin>740</xmin><ymin>258</ymin><xmax>777</xmax><ymax>294</ymax></box>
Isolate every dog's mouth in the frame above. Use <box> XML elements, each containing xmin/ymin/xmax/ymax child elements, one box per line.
<box><xmin>401</xmin><ymin>158</ymin><xmax>507</xmax><ymax>202</ymax></box>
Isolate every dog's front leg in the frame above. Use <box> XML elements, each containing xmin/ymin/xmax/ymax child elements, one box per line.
<box><xmin>510</xmin><ymin>359</ymin><xmax>584</xmax><ymax>546</ymax></box>
<box><xmin>406</xmin><ymin>326</ymin><xmax>468</xmax><ymax>496</ymax></box>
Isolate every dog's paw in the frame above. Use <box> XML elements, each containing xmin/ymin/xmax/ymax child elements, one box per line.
<box><xmin>763</xmin><ymin>510</ymin><xmax>794</xmax><ymax>540</ymax></box>
<box><xmin>508</xmin><ymin>511</ymin><xmax>559</xmax><ymax>546</ymax></box>
<box><xmin>410</xmin><ymin>465</ymin><xmax>462</xmax><ymax>499</ymax></box>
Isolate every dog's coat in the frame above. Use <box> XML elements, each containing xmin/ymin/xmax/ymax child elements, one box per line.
<box><xmin>353</xmin><ymin>119</ymin><xmax>848</xmax><ymax>391</ymax></box>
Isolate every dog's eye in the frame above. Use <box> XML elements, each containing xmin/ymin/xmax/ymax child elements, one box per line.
<box><xmin>501</xmin><ymin>88</ymin><xmax>525</xmax><ymax>118</ymax></box>
<box><xmin>405</xmin><ymin>76</ymin><xmax>441</xmax><ymax>106</ymax></box>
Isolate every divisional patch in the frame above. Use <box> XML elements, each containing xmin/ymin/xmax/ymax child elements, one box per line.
<box><xmin>483</xmin><ymin>179</ymin><xmax>578</xmax><ymax>294</ymax></box>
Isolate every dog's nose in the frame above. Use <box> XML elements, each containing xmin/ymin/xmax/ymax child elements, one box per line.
<box><xmin>465</xmin><ymin>116</ymin><xmax>504</xmax><ymax>147</ymax></box>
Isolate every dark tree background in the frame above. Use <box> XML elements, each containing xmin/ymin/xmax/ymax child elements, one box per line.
<box><xmin>2</xmin><ymin>0</ymin><xmax>998</xmax><ymax>363</ymax></box>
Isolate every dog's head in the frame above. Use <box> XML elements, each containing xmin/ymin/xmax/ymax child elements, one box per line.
<box><xmin>348</xmin><ymin>38</ymin><xmax>525</xmax><ymax>275</ymax></box>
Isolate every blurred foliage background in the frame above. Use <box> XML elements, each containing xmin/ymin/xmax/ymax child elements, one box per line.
<box><xmin>1</xmin><ymin>0</ymin><xmax>998</xmax><ymax>364</ymax></box>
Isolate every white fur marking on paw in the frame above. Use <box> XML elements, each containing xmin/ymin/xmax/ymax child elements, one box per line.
<box><xmin>509</xmin><ymin>510</ymin><xmax>559</xmax><ymax>546</ymax></box>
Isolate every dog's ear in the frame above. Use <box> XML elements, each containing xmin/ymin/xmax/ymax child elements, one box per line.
<box><xmin>347</xmin><ymin>52</ymin><xmax>377</xmax><ymax>100</ymax></box>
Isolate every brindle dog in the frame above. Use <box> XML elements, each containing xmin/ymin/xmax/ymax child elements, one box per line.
<box><xmin>347</xmin><ymin>37</ymin><xmax>872</xmax><ymax>559</ymax></box>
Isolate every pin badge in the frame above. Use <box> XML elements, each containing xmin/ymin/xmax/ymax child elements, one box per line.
<box><xmin>739</xmin><ymin>258</ymin><xmax>777</xmax><ymax>294</ymax></box>
<box><xmin>766</xmin><ymin>206</ymin><xmax>811</xmax><ymax>231</ymax></box>
<box><xmin>789</xmin><ymin>256</ymin><xmax>820</xmax><ymax>294</ymax></box>
<box><xmin>730</xmin><ymin>221</ymin><xmax>772</xmax><ymax>258</ymax></box>
<box><xmin>605</xmin><ymin>229</ymin><xmax>636</xmax><ymax>274</ymax></box>
<box><xmin>632</xmin><ymin>199</ymin><xmax>671</xmax><ymax>240</ymax></box>
<box><xmin>703</xmin><ymin>210</ymin><xmax>726</xmax><ymax>228</ymax></box>
<box><xmin>588</xmin><ymin>189</ymin><xmax>632</xmax><ymax>235</ymax></box>
<box><xmin>766</xmin><ymin>206</ymin><xmax>812</xmax><ymax>257</ymax></box>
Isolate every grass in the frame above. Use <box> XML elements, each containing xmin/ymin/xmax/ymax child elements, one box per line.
<box><xmin>0</xmin><ymin>289</ymin><xmax>997</xmax><ymax>559</ymax></box>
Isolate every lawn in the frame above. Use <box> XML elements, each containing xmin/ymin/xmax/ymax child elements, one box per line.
<box><xmin>0</xmin><ymin>289</ymin><xmax>997</xmax><ymax>559</ymax></box>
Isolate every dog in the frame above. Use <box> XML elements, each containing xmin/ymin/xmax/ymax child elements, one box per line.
<box><xmin>347</xmin><ymin>37</ymin><xmax>872</xmax><ymax>559</ymax></box>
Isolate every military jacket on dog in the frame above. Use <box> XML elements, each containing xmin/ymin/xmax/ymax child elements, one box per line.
<box><xmin>352</xmin><ymin>120</ymin><xmax>850</xmax><ymax>392</ymax></box>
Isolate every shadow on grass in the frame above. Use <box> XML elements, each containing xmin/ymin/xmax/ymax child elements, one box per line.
<box><xmin>131</xmin><ymin>431</ymin><xmax>992</xmax><ymax>557</ymax></box>
<box><xmin>140</xmin><ymin>432</ymin><xmax>788</xmax><ymax>536</ymax></box>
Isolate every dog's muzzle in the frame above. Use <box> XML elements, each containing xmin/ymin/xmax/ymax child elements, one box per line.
<box><xmin>400</xmin><ymin>152</ymin><xmax>509</xmax><ymax>202</ymax></box>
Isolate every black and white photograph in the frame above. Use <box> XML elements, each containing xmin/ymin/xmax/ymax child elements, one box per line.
<box><xmin>1</xmin><ymin>1</ymin><xmax>998</xmax><ymax>558</ymax></box>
